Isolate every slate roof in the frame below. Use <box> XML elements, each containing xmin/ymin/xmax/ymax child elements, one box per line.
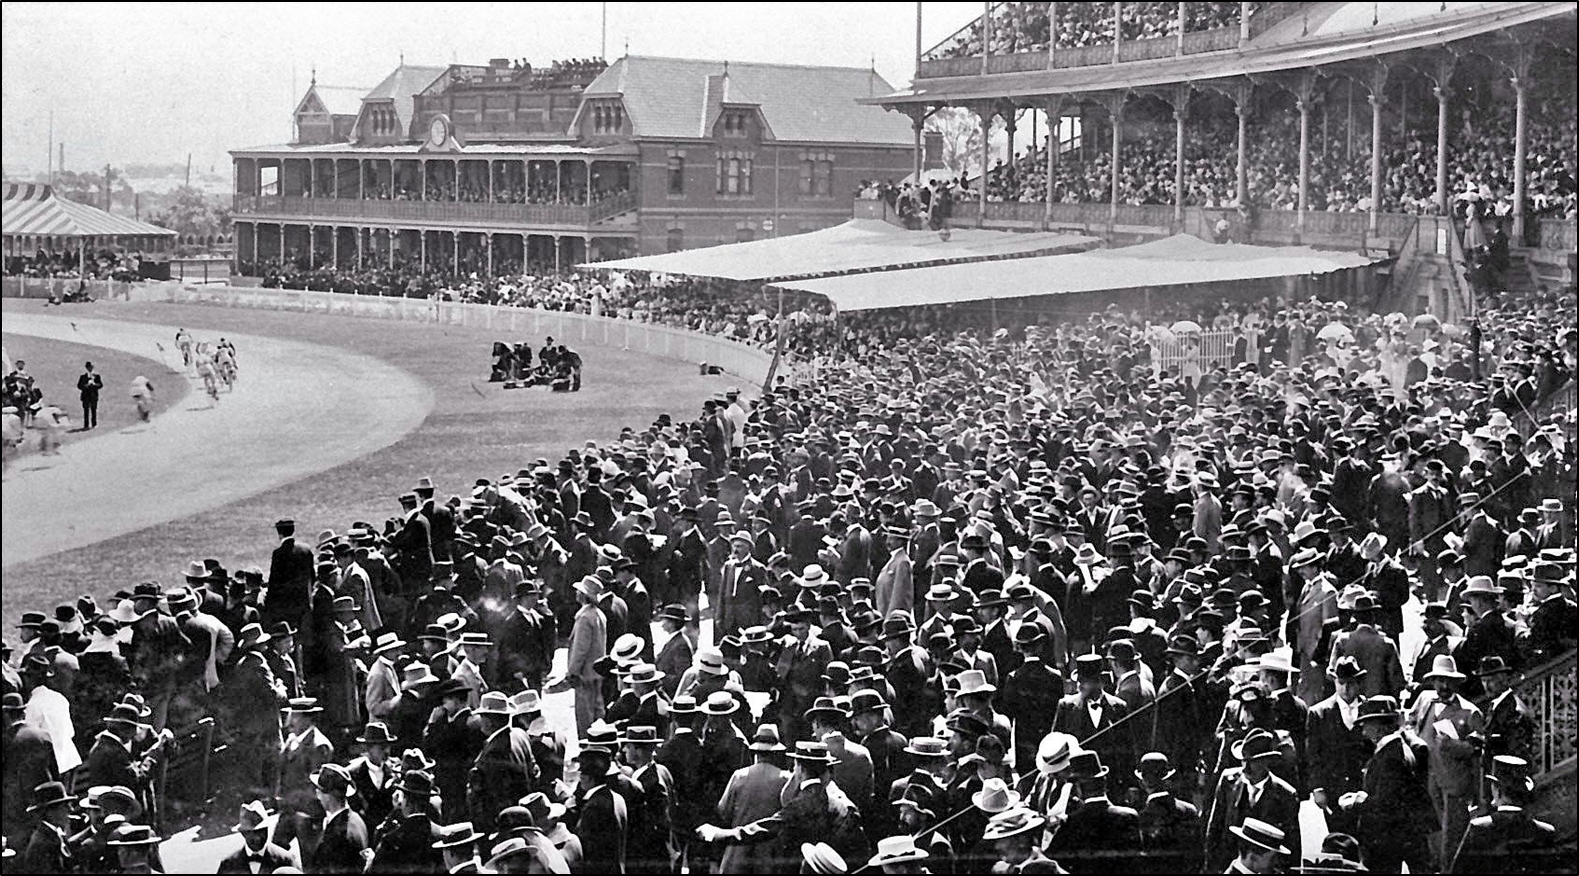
<box><xmin>361</xmin><ymin>64</ymin><xmax>448</xmax><ymax>136</ymax></box>
<box><xmin>583</xmin><ymin>55</ymin><xmax>913</xmax><ymax>145</ymax></box>
<box><xmin>310</xmin><ymin>85</ymin><xmax>370</xmax><ymax>117</ymax></box>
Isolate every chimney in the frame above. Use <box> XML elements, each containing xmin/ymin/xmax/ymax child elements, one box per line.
<box><xmin>923</xmin><ymin>131</ymin><xmax>944</xmax><ymax>170</ymax></box>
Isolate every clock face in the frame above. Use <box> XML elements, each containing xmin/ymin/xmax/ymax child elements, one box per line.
<box><xmin>429</xmin><ymin>117</ymin><xmax>447</xmax><ymax>146</ymax></box>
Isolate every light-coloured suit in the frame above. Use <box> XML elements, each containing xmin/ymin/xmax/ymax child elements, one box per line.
<box><xmin>566</xmin><ymin>603</ymin><xmax>607</xmax><ymax>734</ymax></box>
<box><xmin>717</xmin><ymin>761</ymin><xmax>791</xmax><ymax>873</ymax></box>
<box><xmin>1409</xmin><ymin>690</ymin><xmax>1485</xmax><ymax>863</ymax></box>
<box><xmin>364</xmin><ymin>656</ymin><xmax>401</xmax><ymax>722</ymax></box>
<box><xmin>875</xmin><ymin>548</ymin><xmax>914</xmax><ymax>619</ymax></box>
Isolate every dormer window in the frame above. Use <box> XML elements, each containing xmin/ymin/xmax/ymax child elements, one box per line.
<box><xmin>723</xmin><ymin>110</ymin><xmax>748</xmax><ymax>137</ymax></box>
<box><xmin>593</xmin><ymin>102</ymin><xmax>623</xmax><ymax>134</ymax></box>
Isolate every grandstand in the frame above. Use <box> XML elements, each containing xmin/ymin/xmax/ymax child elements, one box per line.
<box><xmin>863</xmin><ymin>1</ymin><xmax>1576</xmax><ymax>320</ymax></box>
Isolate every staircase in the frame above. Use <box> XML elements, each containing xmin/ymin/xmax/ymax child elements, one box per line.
<box><xmin>1505</xmin><ymin>248</ymin><xmax>1541</xmax><ymax>297</ymax></box>
<box><xmin>1517</xmin><ymin>649</ymin><xmax>1578</xmax><ymax>840</ymax></box>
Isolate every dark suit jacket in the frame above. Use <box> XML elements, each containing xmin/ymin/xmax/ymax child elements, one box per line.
<box><xmin>1356</xmin><ymin>730</ymin><xmax>1435</xmax><ymax>837</ymax></box>
<box><xmin>1001</xmin><ymin>658</ymin><xmax>1061</xmax><ymax>769</ymax></box>
<box><xmin>1203</xmin><ymin>767</ymin><xmax>1301</xmax><ymax>872</ymax></box>
<box><xmin>3</xmin><ymin>720</ymin><xmax>57</xmax><ymax>831</ymax></box>
<box><xmin>469</xmin><ymin>726</ymin><xmax>538</xmax><ymax>832</ymax></box>
<box><xmin>390</xmin><ymin>513</ymin><xmax>434</xmax><ymax>585</ymax></box>
<box><xmin>84</xmin><ymin>731</ymin><xmax>148</xmax><ymax>793</ymax></box>
<box><xmin>265</xmin><ymin>537</ymin><xmax>315</xmax><ymax>625</ymax></box>
<box><xmin>575</xmin><ymin>783</ymin><xmax>629</xmax><ymax>874</ymax></box>
<box><xmin>216</xmin><ymin>842</ymin><xmax>297</xmax><ymax>874</ymax></box>
<box><xmin>313</xmin><ymin>807</ymin><xmax>370</xmax><ymax>874</ymax></box>
<box><xmin>1304</xmin><ymin>695</ymin><xmax>1371</xmax><ymax>796</ymax></box>
<box><xmin>1053</xmin><ymin>692</ymin><xmax>1135</xmax><ymax>784</ymax></box>
<box><xmin>1050</xmin><ymin>795</ymin><xmax>1141</xmax><ymax>874</ymax></box>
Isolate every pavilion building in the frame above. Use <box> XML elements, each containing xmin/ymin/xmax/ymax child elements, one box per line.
<box><xmin>230</xmin><ymin>55</ymin><xmax>920</xmax><ymax>278</ymax></box>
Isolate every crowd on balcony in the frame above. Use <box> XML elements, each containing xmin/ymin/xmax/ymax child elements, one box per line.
<box><xmin>283</xmin><ymin>177</ymin><xmax>630</xmax><ymax>208</ymax></box>
<box><xmin>978</xmin><ymin>86</ymin><xmax>1579</xmax><ymax>223</ymax></box>
<box><xmin>6</xmin><ymin>203</ymin><xmax>1575</xmax><ymax>872</ymax></box>
<box><xmin>928</xmin><ymin>0</ymin><xmax>1247</xmax><ymax>59</ymax></box>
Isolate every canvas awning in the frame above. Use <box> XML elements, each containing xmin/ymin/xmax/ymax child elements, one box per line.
<box><xmin>774</xmin><ymin>234</ymin><xmax>1379</xmax><ymax>312</ymax></box>
<box><xmin>2</xmin><ymin>182</ymin><xmax>177</xmax><ymax>240</ymax></box>
<box><xmin>579</xmin><ymin>219</ymin><xmax>1098</xmax><ymax>282</ymax></box>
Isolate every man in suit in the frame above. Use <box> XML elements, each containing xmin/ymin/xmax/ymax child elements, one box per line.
<box><xmin>1326</xmin><ymin>594</ymin><xmax>1405</xmax><ymax>698</ymax></box>
<box><xmin>571</xmin><ymin>744</ymin><xmax>629</xmax><ymax>874</ymax></box>
<box><xmin>20</xmin><ymin>781</ymin><xmax>75</xmax><ymax>875</ymax></box>
<box><xmin>874</xmin><ymin>528</ymin><xmax>915</xmax><ymax>618</ymax></box>
<box><xmin>1305</xmin><ymin>656</ymin><xmax>1373</xmax><ymax>825</ymax></box>
<box><xmin>1107</xmin><ymin>639</ymin><xmax>1155</xmax><ymax>730</ymax></box>
<box><xmin>564</xmin><ymin>578</ymin><xmax>608</xmax><ymax>735</ymax></box>
<box><xmin>1408</xmin><ymin>655</ymin><xmax>1485</xmax><ymax>865</ymax></box>
<box><xmin>1356</xmin><ymin>533</ymin><xmax>1411</xmax><ymax>639</ymax></box>
<box><xmin>654</xmin><ymin>604</ymin><xmax>695</xmax><ymax>699</ymax></box>
<box><xmin>716</xmin><ymin>533</ymin><xmax>767</xmax><ymax>641</ymax></box>
<box><xmin>2</xmin><ymin>692</ymin><xmax>56</xmax><ymax>849</ymax></box>
<box><xmin>698</xmin><ymin>741</ymin><xmax>858</xmax><ymax>867</ymax></box>
<box><xmin>1052</xmin><ymin>654</ymin><xmax>1135</xmax><ymax>795</ymax></box>
<box><xmin>389</xmin><ymin>493</ymin><xmax>434</xmax><ymax>591</ymax></box>
<box><xmin>775</xmin><ymin>607</ymin><xmax>832</xmax><ymax>744</ymax></box>
<box><xmin>82</xmin><ymin>703</ymin><xmax>156</xmax><ymax>799</ymax></box>
<box><xmin>1345</xmin><ymin>695</ymin><xmax>1434</xmax><ymax>874</ymax></box>
<box><xmin>1453</xmin><ymin>755</ymin><xmax>1559</xmax><ymax>874</ymax></box>
<box><xmin>1412</xmin><ymin>603</ymin><xmax>1463</xmax><ymax>688</ymax></box>
<box><xmin>999</xmin><ymin>624</ymin><xmax>1060</xmax><ymax>773</ymax></box>
<box><xmin>1525</xmin><ymin>562</ymin><xmax>1579</xmax><ymax>662</ymax></box>
<box><xmin>668</xmin><ymin>508</ymin><xmax>709</xmax><ymax>622</ymax></box>
<box><xmin>620</xmin><ymin>725</ymin><xmax>674</xmax><ymax>874</ymax></box>
<box><xmin>716</xmin><ymin>722</ymin><xmax>789</xmax><ymax>871</ymax></box>
<box><xmin>1458</xmin><ymin>493</ymin><xmax>1503</xmax><ymax>579</ymax></box>
<box><xmin>217</xmin><ymin>800</ymin><xmax>299</xmax><ymax>874</ymax></box>
<box><xmin>1454</xmin><ymin>578</ymin><xmax>1519</xmax><ymax>693</ymax></box>
<box><xmin>347</xmin><ymin>722</ymin><xmax>399</xmax><ymax>833</ymax></box>
<box><xmin>1203</xmin><ymin>729</ymin><xmax>1301</xmax><ymax>873</ymax></box>
<box><xmin>414</xmin><ymin>477</ymin><xmax>456</xmax><ymax>562</ymax></box>
<box><xmin>264</xmin><ymin>519</ymin><xmax>314</xmax><ymax>628</ymax></box>
<box><xmin>1133</xmin><ymin>752</ymin><xmax>1201</xmax><ymax>863</ymax></box>
<box><xmin>469</xmin><ymin>692</ymin><xmax>538</xmax><ymax>834</ymax></box>
<box><xmin>1047</xmin><ymin>750</ymin><xmax>1140</xmax><ymax>874</ymax></box>
<box><xmin>1150</xmin><ymin>633</ymin><xmax>1207</xmax><ymax>793</ymax></box>
<box><xmin>310</xmin><ymin>763</ymin><xmax>370</xmax><ymax>874</ymax></box>
<box><xmin>272</xmin><ymin>698</ymin><xmax>335</xmax><ymax>861</ymax></box>
<box><xmin>1476</xmin><ymin>656</ymin><xmax>1535</xmax><ymax>764</ymax></box>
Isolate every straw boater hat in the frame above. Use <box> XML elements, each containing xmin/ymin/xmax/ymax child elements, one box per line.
<box><xmin>867</xmin><ymin>836</ymin><xmax>928</xmax><ymax>868</ymax></box>
<box><xmin>982</xmin><ymin>807</ymin><xmax>1047</xmax><ymax>842</ymax></box>
<box><xmin>1229</xmin><ymin>817</ymin><xmax>1291</xmax><ymax>855</ymax></box>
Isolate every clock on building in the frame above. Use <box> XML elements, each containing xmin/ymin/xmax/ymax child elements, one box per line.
<box><xmin>428</xmin><ymin>115</ymin><xmax>450</xmax><ymax>149</ymax></box>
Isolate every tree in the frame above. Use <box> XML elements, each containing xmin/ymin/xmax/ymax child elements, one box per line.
<box><xmin>925</xmin><ymin>107</ymin><xmax>1006</xmax><ymax>181</ymax></box>
<box><xmin>148</xmin><ymin>186</ymin><xmax>223</xmax><ymax>239</ymax></box>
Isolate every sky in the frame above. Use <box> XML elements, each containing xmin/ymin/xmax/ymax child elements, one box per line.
<box><xmin>2</xmin><ymin>1</ymin><xmax>983</xmax><ymax>179</ymax></box>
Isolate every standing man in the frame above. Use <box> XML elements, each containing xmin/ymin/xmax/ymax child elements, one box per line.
<box><xmin>265</xmin><ymin>519</ymin><xmax>315</xmax><ymax>629</ymax></box>
<box><xmin>563</xmin><ymin>577</ymin><xmax>608</xmax><ymax>734</ymax></box>
<box><xmin>76</xmin><ymin>361</ymin><xmax>102</xmax><ymax>430</ymax></box>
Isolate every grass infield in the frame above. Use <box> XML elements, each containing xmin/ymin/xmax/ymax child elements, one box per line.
<box><xmin>0</xmin><ymin>297</ymin><xmax>737</xmax><ymax>625</ymax></box>
<box><xmin>1</xmin><ymin>330</ymin><xmax>187</xmax><ymax>454</ymax></box>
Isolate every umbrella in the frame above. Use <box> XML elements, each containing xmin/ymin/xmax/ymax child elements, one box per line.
<box><xmin>1169</xmin><ymin>320</ymin><xmax>1203</xmax><ymax>334</ymax></box>
<box><xmin>1145</xmin><ymin>325</ymin><xmax>1177</xmax><ymax>344</ymax></box>
<box><xmin>1384</xmin><ymin>311</ymin><xmax>1408</xmax><ymax>325</ymax></box>
<box><xmin>1441</xmin><ymin>324</ymin><xmax>1462</xmax><ymax>338</ymax></box>
<box><xmin>1317</xmin><ymin>323</ymin><xmax>1353</xmax><ymax>342</ymax></box>
<box><xmin>747</xmin><ymin>313</ymin><xmax>770</xmax><ymax>324</ymax></box>
<box><xmin>1412</xmin><ymin>313</ymin><xmax>1441</xmax><ymax>330</ymax></box>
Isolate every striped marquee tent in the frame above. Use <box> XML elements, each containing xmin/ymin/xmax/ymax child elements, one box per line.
<box><xmin>2</xmin><ymin>182</ymin><xmax>176</xmax><ymax>258</ymax></box>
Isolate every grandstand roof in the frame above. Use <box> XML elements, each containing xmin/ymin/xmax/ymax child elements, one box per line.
<box><xmin>584</xmin><ymin>55</ymin><xmax>914</xmax><ymax>145</ymax></box>
<box><xmin>870</xmin><ymin>1</ymin><xmax>1572</xmax><ymax>105</ymax></box>
<box><xmin>361</xmin><ymin>64</ymin><xmax>448</xmax><ymax>136</ymax></box>
<box><xmin>775</xmin><ymin>234</ymin><xmax>1378</xmax><ymax>312</ymax></box>
<box><xmin>580</xmin><ymin>219</ymin><xmax>1098</xmax><ymax>282</ymax></box>
<box><xmin>2</xmin><ymin>183</ymin><xmax>176</xmax><ymax>240</ymax></box>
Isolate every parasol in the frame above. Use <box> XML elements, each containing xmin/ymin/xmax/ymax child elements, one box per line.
<box><xmin>1169</xmin><ymin>320</ymin><xmax>1203</xmax><ymax>334</ymax></box>
<box><xmin>1412</xmin><ymin>313</ymin><xmax>1442</xmax><ymax>330</ymax></box>
<box><xmin>1317</xmin><ymin>323</ymin><xmax>1353</xmax><ymax>342</ymax></box>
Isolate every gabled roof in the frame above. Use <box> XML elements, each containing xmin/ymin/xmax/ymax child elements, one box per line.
<box><xmin>583</xmin><ymin>55</ymin><xmax>912</xmax><ymax>145</ymax></box>
<box><xmin>308</xmin><ymin>84</ymin><xmax>370</xmax><ymax>117</ymax></box>
<box><xmin>361</xmin><ymin>64</ymin><xmax>447</xmax><ymax>136</ymax></box>
<box><xmin>2</xmin><ymin>183</ymin><xmax>176</xmax><ymax>239</ymax></box>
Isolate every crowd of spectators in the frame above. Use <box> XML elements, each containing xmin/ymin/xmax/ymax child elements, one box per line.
<box><xmin>4</xmin><ymin>219</ymin><xmax>1575</xmax><ymax>872</ymax></box>
<box><xmin>978</xmin><ymin>84</ymin><xmax>1578</xmax><ymax>222</ymax></box>
<box><xmin>929</xmin><ymin>1</ymin><xmax>1246</xmax><ymax>59</ymax></box>
<box><xmin>293</xmin><ymin>176</ymin><xmax>628</xmax><ymax>207</ymax></box>
<box><xmin>2</xmin><ymin>249</ymin><xmax>145</xmax><ymax>282</ymax></box>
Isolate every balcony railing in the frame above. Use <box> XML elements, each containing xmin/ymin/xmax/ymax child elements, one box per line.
<box><xmin>1182</xmin><ymin>25</ymin><xmax>1239</xmax><ymax>54</ymax></box>
<box><xmin>986</xmin><ymin>51</ymin><xmax>1052</xmax><ymax>74</ymax></box>
<box><xmin>1052</xmin><ymin>43</ymin><xmax>1119</xmax><ymax>69</ymax></box>
<box><xmin>917</xmin><ymin>56</ymin><xmax>986</xmax><ymax>78</ymax></box>
<box><xmin>1116</xmin><ymin>35</ymin><xmax>1179</xmax><ymax>63</ymax></box>
<box><xmin>232</xmin><ymin>194</ymin><xmax>633</xmax><ymax>227</ymax></box>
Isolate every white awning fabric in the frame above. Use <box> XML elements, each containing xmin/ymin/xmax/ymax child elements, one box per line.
<box><xmin>775</xmin><ymin>234</ymin><xmax>1380</xmax><ymax>312</ymax></box>
<box><xmin>579</xmin><ymin>219</ymin><xmax>1098</xmax><ymax>282</ymax></box>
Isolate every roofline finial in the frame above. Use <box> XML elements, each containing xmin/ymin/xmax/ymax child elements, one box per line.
<box><xmin>723</xmin><ymin>59</ymin><xmax>729</xmax><ymax>76</ymax></box>
<box><xmin>310</xmin><ymin>66</ymin><xmax>317</xmax><ymax>88</ymax></box>
<box><xmin>400</xmin><ymin>51</ymin><xmax>405</xmax><ymax>66</ymax></box>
